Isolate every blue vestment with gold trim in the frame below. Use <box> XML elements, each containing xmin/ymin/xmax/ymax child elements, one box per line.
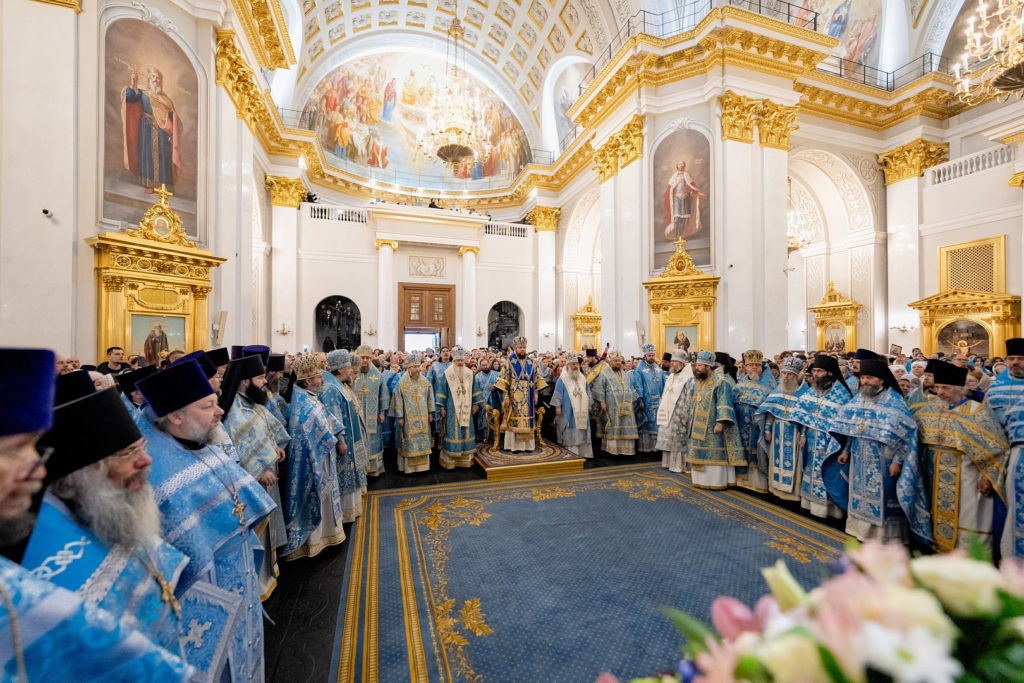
<box><xmin>631</xmin><ymin>362</ymin><xmax>665</xmax><ymax>438</ymax></box>
<box><xmin>790</xmin><ymin>381</ymin><xmax>852</xmax><ymax>515</ymax></box>
<box><xmin>684</xmin><ymin>377</ymin><xmax>744</xmax><ymax>467</ymax></box>
<box><xmin>353</xmin><ymin>365</ymin><xmax>390</xmax><ymax>474</ymax></box>
<box><xmin>435</xmin><ymin>366</ymin><xmax>481</xmax><ymax>464</ymax></box>
<box><xmin>754</xmin><ymin>385</ymin><xmax>808</xmax><ymax>496</ymax></box>
<box><xmin>321</xmin><ymin>371</ymin><xmax>367</xmax><ymax>503</ymax></box>
<box><xmin>734</xmin><ymin>372</ymin><xmax>776</xmax><ymax>477</ymax></box>
<box><xmin>985</xmin><ymin>371</ymin><xmax>1024</xmax><ymax>432</ymax></box>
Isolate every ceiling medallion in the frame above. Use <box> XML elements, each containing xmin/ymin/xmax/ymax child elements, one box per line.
<box><xmin>955</xmin><ymin>0</ymin><xmax>1024</xmax><ymax>104</ymax></box>
<box><xmin>416</xmin><ymin>11</ymin><xmax>492</xmax><ymax>170</ymax></box>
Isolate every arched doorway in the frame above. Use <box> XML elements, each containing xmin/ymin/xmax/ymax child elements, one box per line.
<box><xmin>315</xmin><ymin>296</ymin><xmax>361</xmax><ymax>351</ymax></box>
<box><xmin>488</xmin><ymin>301</ymin><xmax>522</xmax><ymax>351</ymax></box>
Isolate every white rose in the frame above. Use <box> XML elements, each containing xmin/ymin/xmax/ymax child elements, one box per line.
<box><xmin>910</xmin><ymin>555</ymin><xmax>1003</xmax><ymax>618</ymax></box>
<box><xmin>882</xmin><ymin>586</ymin><xmax>958</xmax><ymax>646</ymax></box>
<box><xmin>757</xmin><ymin>633</ymin><xmax>830</xmax><ymax>683</ymax></box>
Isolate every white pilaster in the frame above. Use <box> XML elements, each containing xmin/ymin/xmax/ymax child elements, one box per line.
<box><xmin>885</xmin><ymin>178</ymin><xmax>922</xmax><ymax>351</ymax></box>
<box><xmin>759</xmin><ymin>146</ymin><xmax>790</xmax><ymax>352</ymax></box>
<box><xmin>721</xmin><ymin>138</ymin><xmax>757</xmax><ymax>353</ymax></box>
<box><xmin>460</xmin><ymin>247</ymin><xmax>478</xmax><ymax>350</ymax></box>
<box><xmin>270</xmin><ymin>202</ymin><xmax>300</xmax><ymax>352</ymax></box>
<box><xmin>377</xmin><ymin>241</ymin><xmax>397</xmax><ymax>350</ymax></box>
<box><xmin>535</xmin><ymin>231</ymin><xmax>557</xmax><ymax>352</ymax></box>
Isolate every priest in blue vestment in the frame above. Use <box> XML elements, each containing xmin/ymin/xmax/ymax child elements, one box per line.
<box><xmin>381</xmin><ymin>356</ymin><xmax>403</xmax><ymax>449</ymax></box>
<box><xmin>792</xmin><ymin>354</ymin><xmax>852</xmax><ymax>519</ymax></box>
<box><xmin>221</xmin><ymin>354</ymin><xmax>291</xmax><ymax>600</ymax></box>
<box><xmin>136</xmin><ymin>359</ymin><xmax>277</xmax><ymax>682</ymax></box>
<box><xmin>655</xmin><ymin>349</ymin><xmax>693</xmax><ymax>473</ymax></box>
<box><xmin>283</xmin><ymin>353</ymin><xmax>346</xmax><ymax>558</ymax></box>
<box><xmin>683</xmin><ymin>351</ymin><xmax>745</xmax><ymax>489</ymax></box>
<box><xmin>24</xmin><ymin>387</ymin><xmax>240</xmax><ymax>680</ymax></box>
<box><xmin>427</xmin><ymin>346</ymin><xmax>452</xmax><ymax>446</ymax></box>
<box><xmin>116</xmin><ymin>364</ymin><xmax>157</xmax><ymax>418</ymax></box>
<box><xmin>1000</xmin><ymin>394</ymin><xmax>1024</xmax><ymax>558</ymax></box>
<box><xmin>390</xmin><ymin>354</ymin><xmax>435</xmax><ymax>472</ymax></box>
<box><xmin>631</xmin><ymin>343</ymin><xmax>666</xmax><ymax>453</ymax></box>
<box><xmin>321</xmin><ymin>350</ymin><xmax>366</xmax><ymax>521</ymax></box>
<box><xmin>986</xmin><ymin>337</ymin><xmax>1024</xmax><ymax>432</ymax></box>
<box><xmin>755</xmin><ymin>357</ymin><xmax>808</xmax><ymax>502</ymax></box>
<box><xmin>0</xmin><ymin>348</ymin><xmax>191</xmax><ymax>681</ymax></box>
<box><xmin>435</xmin><ymin>346</ymin><xmax>481</xmax><ymax>468</ymax></box>
<box><xmin>473</xmin><ymin>356</ymin><xmax>500</xmax><ymax>443</ymax></box>
<box><xmin>823</xmin><ymin>360</ymin><xmax>926</xmax><ymax>544</ymax></box>
<box><xmin>590</xmin><ymin>349</ymin><xmax>639</xmax><ymax>455</ymax></box>
<box><xmin>264</xmin><ymin>353</ymin><xmax>291</xmax><ymax>426</ymax></box>
<box><xmin>550</xmin><ymin>352</ymin><xmax>593</xmax><ymax>458</ymax></box>
<box><xmin>353</xmin><ymin>345</ymin><xmax>390</xmax><ymax>476</ymax></box>
<box><xmin>733</xmin><ymin>350</ymin><xmax>775</xmax><ymax>493</ymax></box>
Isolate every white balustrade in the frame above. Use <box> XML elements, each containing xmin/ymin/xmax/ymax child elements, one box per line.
<box><xmin>483</xmin><ymin>222</ymin><xmax>529</xmax><ymax>238</ymax></box>
<box><xmin>929</xmin><ymin>145</ymin><xmax>1016</xmax><ymax>185</ymax></box>
<box><xmin>306</xmin><ymin>204</ymin><xmax>368</xmax><ymax>223</ymax></box>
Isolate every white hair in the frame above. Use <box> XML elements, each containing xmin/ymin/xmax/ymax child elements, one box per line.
<box><xmin>89</xmin><ymin>371</ymin><xmax>115</xmax><ymax>389</ymax></box>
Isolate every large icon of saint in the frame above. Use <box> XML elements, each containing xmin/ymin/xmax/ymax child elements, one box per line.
<box><xmin>144</xmin><ymin>321</ymin><xmax>169</xmax><ymax>366</ymax></box>
<box><xmin>664</xmin><ymin>161</ymin><xmax>706</xmax><ymax>241</ymax></box>
<box><xmin>121</xmin><ymin>66</ymin><xmax>182</xmax><ymax>193</ymax></box>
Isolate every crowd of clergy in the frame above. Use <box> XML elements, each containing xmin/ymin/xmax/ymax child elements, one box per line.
<box><xmin>1</xmin><ymin>333</ymin><xmax>1023</xmax><ymax>680</ymax></box>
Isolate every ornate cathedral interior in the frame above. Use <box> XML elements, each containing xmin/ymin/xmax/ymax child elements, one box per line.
<box><xmin>3</xmin><ymin>0</ymin><xmax>1024</xmax><ymax>681</ymax></box>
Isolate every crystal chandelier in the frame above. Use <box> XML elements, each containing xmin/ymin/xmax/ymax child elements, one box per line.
<box><xmin>786</xmin><ymin>177</ymin><xmax>813</xmax><ymax>253</ymax></box>
<box><xmin>955</xmin><ymin>0</ymin><xmax>1024</xmax><ymax>105</ymax></box>
<box><xmin>417</xmin><ymin>15</ymin><xmax>492</xmax><ymax>170</ymax></box>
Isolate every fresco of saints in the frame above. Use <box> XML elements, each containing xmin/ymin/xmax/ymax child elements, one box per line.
<box><xmin>664</xmin><ymin>161</ymin><xmax>706</xmax><ymax>241</ymax></box>
<box><xmin>121</xmin><ymin>67</ymin><xmax>181</xmax><ymax>193</ymax></box>
<box><xmin>144</xmin><ymin>321</ymin><xmax>169</xmax><ymax>365</ymax></box>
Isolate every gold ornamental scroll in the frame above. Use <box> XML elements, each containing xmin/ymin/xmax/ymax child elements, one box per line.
<box><xmin>85</xmin><ymin>186</ymin><xmax>227</xmax><ymax>363</ymax></box>
<box><xmin>572</xmin><ymin>296</ymin><xmax>602</xmax><ymax>352</ymax></box>
<box><xmin>808</xmin><ymin>281</ymin><xmax>861</xmax><ymax>353</ymax></box>
<box><xmin>642</xmin><ymin>239</ymin><xmax>719</xmax><ymax>357</ymax></box>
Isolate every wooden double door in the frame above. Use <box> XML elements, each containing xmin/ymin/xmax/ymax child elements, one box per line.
<box><xmin>398</xmin><ymin>283</ymin><xmax>454</xmax><ymax>351</ymax></box>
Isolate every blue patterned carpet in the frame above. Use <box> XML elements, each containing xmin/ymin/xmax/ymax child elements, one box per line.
<box><xmin>333</xmin><ymin>464</ymin><xmax>848</xmax><ymax>682</ymax></box>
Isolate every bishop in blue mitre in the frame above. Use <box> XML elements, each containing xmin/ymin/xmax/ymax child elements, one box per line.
<box><xmin>322</xmin><ymin>350</ymin><xmax>367</xmax><ymax>521</ymax></box>
<box><xmin>631</xmin><ymin>343</ymin><xmax>666</xmax><ymax>453</ymax></box>
<box><xmin>427</xmin><ymin>346</ymin><xmax>453</xmax><ymax>445</ymax></box>
<box><xmin>0</xmin><ymin>347</ymin><xmax>191</xmax><ymax>681</ymax></box>
<box><xmin>136</xmin><ymin>359</ymin><xmax>277</xmax><ymax>682</ymax></box>
<box><xmin>755</xmin><ymin>357</ymin><xmax>808</xmax><ymax>502</ymax></box>
<box><xmin>283</xmin><ymin>352</ymin><xmax>346</xmax><ymax>559</ymax></box>
<box><xmin>353</xmin><ymin>345</ymin><xmax>390</xmax><ymax>476</ymax></box>
<box><xmin>435</xmin><ymin>346</ymin><xmax>482</xmax><ymax>468</ymax></box>
<box><xmin>733</xmin><ymin>350</ymin><xmax>776</xmax><ymax>493</ymax></box>
<box><xmin>591</xmin><ymin>349</ymin><xmax>640</xmax><ymax>455</ymax></box>
<box><xmin>550</xmin><ymin>352</ymin><xmax>593</xmax><ymax>458</ymax></box>
<box><xmin>792</xmin><ymin>354</ymin><xmax>852</xmax><ymax>519</ymax></box>
<box><xmin>221</xmin><ymin>352</ymin><xmax>291</xmax><ymax>600</ymax></box>
<box><xmin>495</xmin><ymin>337</ymin><xmax>547</xmax><ymax>453</ymax></box>
<box><xmin>822</xmin><ymin>360</ymin><xmax>926</xmax><ymax>544</ymax></box>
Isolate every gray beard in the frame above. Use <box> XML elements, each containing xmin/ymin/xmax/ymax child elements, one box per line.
<box><xmin>859</xmin><ymin>384</ymin><xmax>883</xmax><ymax>399</ymax></box>
<box><xmin>51</xmin><ymin>465</ymin><xmax>162</xmax><ymax>550</ymax></box>
<box><xmin>1010</xmin><ymin>368</ymin><xmax>1024</xmax><ymax>379</ymax></box>
<box><xmin>781</xmin><ymin>378</ymin><xmax>799</xmax><ymax>395</ymax></box>
<box><xmin>0</xmin><ymin>511</ymin><xmax>36</xmax><ymax>547</ymax></box>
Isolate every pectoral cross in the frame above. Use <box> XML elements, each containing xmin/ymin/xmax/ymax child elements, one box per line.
<box><xmin>456</xmin><ymin>384</ymin><xmax>467</xmax><ymax>399</ymax></box>
<box><xmin>572</xmin><ymin>388</ymin><xmax>583</xmax><ymax>400</ymax></box>
<box><xmin>232</xmin><ymin>495</ymin><xmax>246</xmax><ymax>526</ymax></box>
<box><xmin>359</xmin><ymin>385</ymin><xmax>371</xmax><ymax>397</ymax></box>
<box><xmin>156</xmin><ymin>571</ymin><xmax>181</xmax><ymax>618</ymax></box>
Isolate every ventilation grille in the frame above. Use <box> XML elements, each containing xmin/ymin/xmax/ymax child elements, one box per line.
<box><xmin>945</xmin><ymin>242</ymin><xmax>996</xmax><ymax>292</ymax></box>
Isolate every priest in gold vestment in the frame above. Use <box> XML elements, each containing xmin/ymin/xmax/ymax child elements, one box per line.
<box><xmin>494</xmin><ymin>336</ymin><xmax>547</xmax><ymax>452</ymax></box>
<box><xmin>390</xmin><ymin>354</ymin><xmax>435</xmax><ymax>472</ymax></box>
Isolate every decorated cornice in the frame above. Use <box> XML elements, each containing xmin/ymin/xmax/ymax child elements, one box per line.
<box><xmin>757</xmin><ymin>100</ymin><xmax>799</xmax><ymax>150</ymax></box>
<box><xmin>1010</xmin><ymin>171</ymin><xmax>1024</xmax><ymax>188</ymax></box>
<box><xmin>720</xmin><ymin>91</ymin><xmax>761</xmax><ymax>144</ymax></box>
<box><xmin>877</xmin><ymin>138</ymin><xmax>949</xmax><ymax>186</ymax></box>
<box><xmin>525</xmin><ymin>206</ymin><xmax>561</xmax><ymax>232</ymax></box>
<box><xmin>794</xmin><ymin>83</ymin><xmax>953</xmax><ymax>132</ymax></box>
<box><xmin>228</xmin><ymin>0</ymin><xmax>296</xmax><ymax>69</ymax></box>
<box><xmin>592</xmin><ymin>114</ymin><xmax>644</xmax><ymax>183</ymax></box>
<box><xmin>265</xmin><ymin>175</ymin><xmax>305</xmax><ymax>207</ymax></box>
<box><xmin>29</xmin><ymin>0</ymin><xmax>80</xmax><ymax>11</ymax></box>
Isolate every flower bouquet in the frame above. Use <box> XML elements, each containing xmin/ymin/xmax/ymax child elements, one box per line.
<box><xmin>601</xmin><ymin>540</ymin><xmax>1024</xmax><ymax>683</ymax></box>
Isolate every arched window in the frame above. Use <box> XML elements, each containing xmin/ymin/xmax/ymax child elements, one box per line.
<box><xmin>315</xmin><ymin>296</ymin><xmax>361</xmax><ymax>351</ymax></box>
<box><xmin>487</xmin><ymin>301</ymin><xmax>522</xmax><ymax>351</ymax></box>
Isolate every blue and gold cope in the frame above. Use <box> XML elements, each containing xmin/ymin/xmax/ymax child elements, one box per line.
<box><xmin>790</xmin><ymin>381</ymin><xmax>852</xmax><ymax>516</ymax></box>
<box><xmin>684</xmin><ymin>376</ymin><xmax>745</xmax><ymax>468</ymax></box>
<box><xmin>494</xmin><ymin>352</ymin><xmax>547</xmax><ymax>435</ymax></box>
<box><xmin>435</xmin><ymin>365</ymin><xmax>483</xmax><ymax>467</ymax></box>
<box><xmin>631</xmin><ymin>361</ymin><xmax>665</xmax><ymax>442</ymax></box>
<box><xmin>389</xmin><ymin>373</ymin><xmax>435</xmax><ymax>472</ymax></box>
<box><xmin>353</xmin><ymin>364</ymin><xmax>390</xmax><ymax>475</ymax></box>
<box><xmin>591</xmin><ymin>363</ymin><xmax>639</xmax><ymax>441</ymax></box>
<box><xmin>320</xmin><ymin>371</ymin><xmax>367</xmax><ymax>519</ymax></box>
<box><xmin>733</xmin><ymin>371</ymin><xmax>776</xmax><ymax>486</ymax></box>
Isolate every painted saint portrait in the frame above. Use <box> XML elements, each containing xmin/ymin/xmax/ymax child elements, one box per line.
<box><xmin>652</xmin><ymin>128</ymin><xmax>711</xmax><ymax>270</ymax></box>
<box><xmin>131</xmin><ymin>315</ymin><xmax>186</xmax><ymax>364</ymax></box>
<box><xmin>824</xmin><ymin>323</ymin><xmax>846</xmax><ymax>354</ymax></box>
<box><xmin>104</xmin><ymin>19</ymin><xmax>199</xmax><ymax>235</ymax></box>
<box><xmin>300</xmin><ymin>51</ymin><xmax>532</xmax><ymax>186</ymax></box>
<box><xmin>665</xmin><ymin>326</ymin><xmax>697</xmax><ymax>353</ymax></box>
<box><xmin>937</xmin><ymin>320</ymin><xmax>990</xmax><ymax>357</ymax></box>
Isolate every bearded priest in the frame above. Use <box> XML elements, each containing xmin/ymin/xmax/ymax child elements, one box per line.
<box><xmin>550</xmin><ymin>352</ymin><xmax>593</xmax><ymax>459</ymax></box>
<box><xmin>436</xmin><ymin>346</ymin><xmax>481</xmax><ymax>469</ymax></box>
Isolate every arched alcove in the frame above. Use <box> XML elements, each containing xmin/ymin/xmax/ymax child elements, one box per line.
<box><xmin>487</xmin><ymin>301</ymin><xmax>523</xmax><ymax>350</ymax></box>
<box><xmin>315</xmin><ymin>295</ymin><xmax>361</xmax><ymax>351</ymax></box>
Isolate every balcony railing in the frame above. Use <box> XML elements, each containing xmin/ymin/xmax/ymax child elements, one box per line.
<box><xmin>816</xmin><ymin>52</ymin><xmax>949</xmax><ymax>92</ymax></box>
<box><xmin>929</xmin><ymin>145</ymin><xmax>1016</xmax><ymax>186</ymax></box>
<box><xmin>307</xmin><ymin>204</ymin><xmax>368</xmax><ymax>222</ymax></box>
<box><xmin>484</xmin><ymin>222</ymin><xmax>529</xmax><ymax>238</ymax></box>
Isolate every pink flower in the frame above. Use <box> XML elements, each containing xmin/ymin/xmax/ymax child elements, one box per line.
<box><xmin>594</xmin><ymin>674</ymin><xmax>620</xmax><ymax>683</ymax></box>
<box><xmin>711</xmin><ymin>597</ymin><xmax>761</xmax><ymax>640</ymax></box>
<box><xmin>695</xmin><ymin>635</ymin><xmax>742</xmax><ymax>683</ymax></box>
<box><xmin>999</xmin><ymin>557</ymin><xmax>1024</xmax><ymax>599</ymax></box>
<box><xmin>848</xmin><ymin>541</ymin><xmax>910</xmax><ymax>586</ymax></box>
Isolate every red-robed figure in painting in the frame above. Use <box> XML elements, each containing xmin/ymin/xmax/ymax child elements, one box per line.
<box><xmin>121</xmin><ymin>66</ymin><xmax>182</xmax><ymax>193</ymax></box>
<box><xmin>663</xmin><ymin>160</ymin><xmax>705</xmax><ymax>241</ymax></box>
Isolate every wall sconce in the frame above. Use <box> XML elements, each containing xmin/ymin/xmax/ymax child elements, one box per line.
<box><xmin>274</xmin><ymin>323</ymin><xmax>292</xmax><ymax>336</ymax></box>
<box><xmin>476</xmin><ymin>327</ymin><xmax>485</xmax><ymax>336</ymax></box>
<box><xmin>542</xmin><ymin>332</ymin><xmax>553</xmax><ymax>338</ymax></box>
<box><xmin>889</xmin><ymin>323</ymin><xmax>918</xmax><ymax>334</ymax></box>
<box><xmin>364</xmin><ymin>325</ymin><xmax>377</xmax><ymax>336</ymax></box>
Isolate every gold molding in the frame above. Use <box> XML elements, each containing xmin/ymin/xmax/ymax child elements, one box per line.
<box><xmin>457</xmin><ymin>245</ymin><xmax>481</xmax><ymax>256</ymax></box>
<box><xmin>525</xmin><ymin>206</ymin><xmax>560</xmax><ymax>232</ymax></box>
<box><xmin>643</xmin><ymin>240</ymin><xmax>720</xmax><ymax>355</ymax></box>
<box><xmin>1002</xmin><ymin>131</ymin><xmax>1024</xmax><ymax>146</ymax></box>
<box><xmin>227</xmin><ymin>0</ymin><xmax>296</xmax><ymax>69</ymax></box>
<box><xmin>374</xmin><ymin>239</ymin><xmax>399</xmax><ymax>251</ymax></box>
<box><xmin>938</xmin><ymin>235</ymin><xmax>1005</xmax><ymax>293</ymax></box>
<box><xmin>593</xmin><ymin>142</ymin><xmax>618</xmax><ymax>183</ymax></box>
<box><xmin>1010</xmin><ymin>171</ymin><xmax>1024</xmax><ymax>188</ymax></box>
<box><xmin>592</xmin><ymin>114</ymin><xmax>644</xmax><ymax>182</ymax></box>
<box><xmin>265</xmin><ymin>175</ymin><xmax>305</xmax><ymax>207</ymax></box>
<box><xmin>29</xmin><ymin>0</ymin><xmax>80</xmax><ymax>11</ymax></box>
<box><xmin>795</xmin><ymin>82</ymin><xmax>953</xmax><ymax>132</ymax></box>
<box><xmin>909</xmin><ymin>289</ymin><xmax>1021</xmax><ymax>356</ymax></box>
<box><xmin>913</xmin><ymin>0</ymin><xmax>929</xmax><ymax>28</ymax></box>
<box><xmin>572</xmin><ymin>296</ymin><xmax>602</xmax><ymax>351</ymax></box>
<box><xmin>720</xmin><ymin>91</ymin><xmax>761</xmax><ymax>143</ymax></box>
<box><xmin>125</xmin><ymin>185</ymin><xmax>196</xmax><ymax>247</ymax></box>
<box><xmin>877</xmin><ymin>138</ymin><xmax>949</xmax><ymax>185</ymax></box>
<box><xmin>758</xmin><ymin>100</ymin><xmax>800</xmax><ymax>150</ymax></box>
<box><xmin>808</xmin><ymin>281</ymin><xmax>860</xmax><ymax>353</ymax></box>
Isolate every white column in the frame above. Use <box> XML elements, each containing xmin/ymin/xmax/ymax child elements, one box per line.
<box><xmin>759</xmin><ymin>146</ymin><xmax>791</xmax><ymax>352</ymax></box>
<box><xmin>885</xmin><ymin>178</ymin><xmax>923</xmax><ymax>351</ymax></box>
<box><xmin>459</xmin><ymin>246</ymin><xmax>478</xmax><ymax>350</ymax></box>
<box><xmin>267</xmin><ymin>177</ymin><xmax>303</xmax><ymax>352</ymax></box>
<box><xmin>721</xmin><ymin>137</ymin><xmax>757</xmax><ymax>352</ymax></box>
<box><xmin>377</xmin><ymin>240</ymin><xmax>397</xmax><ymax>350</ymax></box>
<box><xmin>535</xmin><ymin>230</ymin><xmax>557</xmax><ymax>352</ymax></box>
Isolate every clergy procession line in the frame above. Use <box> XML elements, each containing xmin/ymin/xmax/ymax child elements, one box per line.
<box><xmin>0</xmin><ymin>335</ymin><xmax>1023</xmax><ymax>680</ymax></box>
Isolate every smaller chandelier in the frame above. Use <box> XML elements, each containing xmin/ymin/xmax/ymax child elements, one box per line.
<box><xmin>955</xmin><ymin>0</ymin><xmax>1024</xmax><ymax>105</ymax></box>
<box><xmin>786</xmin><ymin>177</ymin><xmax>814</xmax><ymax>253</ymax></box>
<box><xmin>417</xmin><ymin>17</ymin><xmax>492</xmax><ymax>170</ymax></box>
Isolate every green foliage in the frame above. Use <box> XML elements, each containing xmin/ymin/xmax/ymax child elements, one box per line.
<box><xmin>661</xmin><ymin>606</ymin><xmax>718</xmax><ymax>659</ymax></box>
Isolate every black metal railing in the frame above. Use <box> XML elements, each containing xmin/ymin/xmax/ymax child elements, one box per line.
<box><xmin>815</xmin><ymin>52</ymin><xmax>949</xmax><ymax>92</ymax></box>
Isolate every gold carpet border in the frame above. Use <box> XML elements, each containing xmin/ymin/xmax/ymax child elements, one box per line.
<box><xmin>340</xmin><ymin>465</ymin><xmax>850</xmax><ymax>683</ymax></box>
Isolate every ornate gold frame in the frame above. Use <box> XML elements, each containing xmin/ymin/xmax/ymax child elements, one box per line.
<box><xmin>908</xmin><ymin>289</ymin><xmax>1021</xmax><ymax>356</ymax></box>
<box><xmin>571</xmin><ymin>297</ymin><xmax>602</xmax><ymax>351</ymax></box>
<box><xmin>808</xmin><ymin>281</ymin><xmax>860</xmax><ymax>352</ymax></box>
<box><xmin>642</xmin><ymin>240</ymin><xmax>719</xmax><ymax>356</ymax></box>
<box><xmin>85</xmin><ymin>187</ymin><xmax>226</xmax><ymax>362</ymax></box>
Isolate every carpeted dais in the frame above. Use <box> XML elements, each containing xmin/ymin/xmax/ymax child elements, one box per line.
<box><xmin>334</xmin><ymin>464</ymin><xmax>847</xmax><ymax>682</ymax></box>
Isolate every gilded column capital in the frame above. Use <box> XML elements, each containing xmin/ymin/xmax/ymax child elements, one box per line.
<box><xmin>615</xmin><ymin>114</ymin><xmax>645</xmax><ymax>170</ymax></box>
<box><xmin>191</xmin><ymin>285</ymin><xmax>213</xmax><ymax>300</ymax></box>
<box><xmin>757</xmin><ymin>101</ymin><xmax>800</xmax><ymax>150</ymax></box>
<box><xmin>265</xmin><ymin>175</ymin><xmax>305</xmax><ymax>208</ymax></box>
<box><xmin>593</xmin><ymin>143</ymin><xmax>618</xmax><ymax>183</ymax></box>
<box><xmin>877</xmin><ymin>138</ymin><xmax>949</xmax><ymax>186</ymax></box>
<box><xmin>103</xmin><ymin>276</ymin><xmax>126</xmax><ymax>292</ymax></box>
<box><xmin>1009</xmin><ymin>171</ymin><xmax>1024</xmax><ymax>188</ymax></box>
<box><xmin>457</xmin><ymin>246</ymin><xmax>481</xmax><ymax>256</ymax></box>
<box><xmin>374</xmin><ymin>239</ymin><xmax>399</xmax><ymax>251</ymax></box>
<box><xmin>526</xmin><ymin>206</ymin><xmax>561</xmax><ymax>232</ymax></box>
<box><xmin>720</xmin><ymin>91</ymin><xmax>761</xmax><ymax>144</ymax></box>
